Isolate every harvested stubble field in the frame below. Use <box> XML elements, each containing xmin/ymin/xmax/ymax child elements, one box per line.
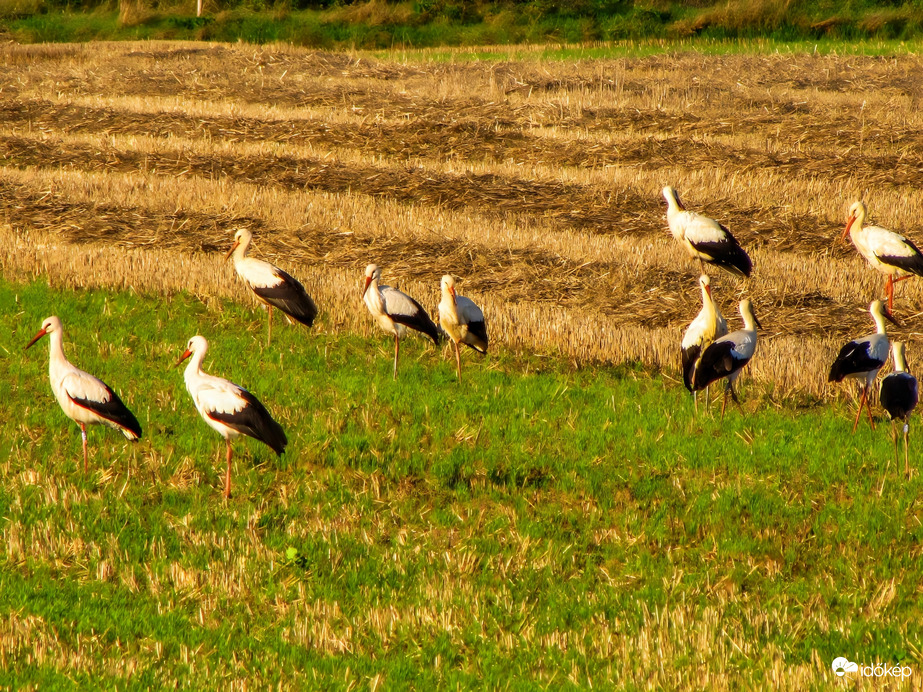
<box><xmin>3</xmin><ymin>41</ymin><xmax>923</xmax><ymax>690</ymax></box>
<box><xmin>4</xmin><ymin>42</ymin><xmax>923</xmax><ymax>400</ymax></box>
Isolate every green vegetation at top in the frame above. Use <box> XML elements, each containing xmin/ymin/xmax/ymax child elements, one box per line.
<box><xmin>6</xmin><ymin>0</ymin><xmax>923</xmax><ymax>50</ymax></box>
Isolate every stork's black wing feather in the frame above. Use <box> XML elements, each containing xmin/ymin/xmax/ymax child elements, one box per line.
<box><xmin>208</xmin><ymin>390</ymin><xmax>287</xmax><ymax>456</ymax></box>
<box><xmin>252</xmin><ymin>269</ymin><xmax>318</xmax><ymax>326</ymax></box>
<box><xmin>880</xmin><ymin>372</ymin><xmax>919</xmax><ymax>421</ymax></box>
<box><xmin>828</xmin><ymin>341</ymin><xmax>882</xmax><ymax>383</ymax></box>
<box><xmin>463</xmin><ymin>320</ymin><xmax>488</xmax><ymax>354</ymax></box>
<box><xmin>681</xmin><ymin>344</ymin><xmax>701</xmax><ymax>393</ymax></box>
<box><xmin>690</xmin><ymin>230</ymin><xmax>753</xmax><ymax>278</ymax></box>
<box><xmin>693</xmin><ymin>340</ymin><xmax>749</xmax><ymax>391</ymax></box>
<box><xmin>70</xmin><ymin>385</ymin><xmax>142</xmax><ymax>440</ymax></box>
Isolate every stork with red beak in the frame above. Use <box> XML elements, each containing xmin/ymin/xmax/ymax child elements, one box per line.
<box><xmin>438</xmin><ymin>274</ymin><xmax>488</xmax><ymax>382</ymax></box>
<box><xmin>842</xmin><ymin>201</ymin><xmax>923</xmax><ymax>313</ymax></box>
<box><xmin>362</xmin><ymin>264</ymin><xmax>440</xmax><ymax>379</ymax></box>
<box><xmin>177</xmin><ymin>335</ymin><xmax>287</xmax><ymax>499</ymax></box>
<box><xmin>25</xmin><ymin>316</ymin><xmax>142</xmax><ymax>472</ymax></box>
<box><xmin>226</xmin><ymin>228</ymin><xmax>318</xmax><ymax>345</ymax></box>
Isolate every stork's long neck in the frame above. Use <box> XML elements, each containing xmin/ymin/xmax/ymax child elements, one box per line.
<box><xmin>741</xmin><ymin>307</ymin><xmax>758</xmax><ymax>332</ymax></box>
<box><xmin>366</xmin><ymin>275</ymin><xmax>384</xmax><ymax>311</ymax></box>
<box><xmin>183</xmin><ymin>348</ymin><xmax>207</xmax><ymax>383</ymax></box>
<box><xmin>894</xmin><ymin>349</ymin><xmax>908</xmax><ymax>372</ymax></box>
<box><xmin>872</xmin><ymin>310</ymin><xmax>888</xmax><ymax>335</ymax></box>
<box><xmin>441</xmin><ymin>284</ymin><xmax>458</xmax><ymax>318</ymax></box>
<box><xmin>47</xmin><ymin>329</ymin><xmax>69</xmax><ymax>375</ymax></box>
<box><xmin>233</xmin><ymin>235</ymin><xmax>252</xmax><ymax>265</ymax></box>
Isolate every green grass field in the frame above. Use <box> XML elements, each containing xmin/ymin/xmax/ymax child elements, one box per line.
<box><xmin>2</xmin><ymin>277</ymin><xmax>921</xmax><ymax>688</ymax></box>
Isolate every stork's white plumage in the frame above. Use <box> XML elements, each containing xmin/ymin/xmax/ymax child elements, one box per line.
<box><xmin>663</xmin><ymin>186</ymin><xmax>752</xmax><ymax>278</ymax></box>
<box><xmin>681</xmin><ymin>274</ymin><xmax>728</xmax><ymax>397</ymax></box>
<box><xmin>828</xmin><ymin>300</ymin><xmax>897</xmax><ymax>433</ymax></box>
<box><xmin>842</xmin><ymin>201</ymin><xmax>923</xmax><ymax>313</ymax></box>
<box><xmin>362</xmin><ymin>264</ymin><xmax>440</xmax><ymax>379</ymax></box>
<box><xmin>438</xmin><ymin>275</ymin><xmax>488</xmax><ymax>383</ymax></box>
<box><xmin>25</xmin><ymin>316</ymin><xmax>142</xmax><ymax>472</ymax></box>
<box><xmin>879</xmin><ymin>341</ymin><xmax>918</xmax><ymax>476</ymax></box>
<box><xmin>177</xmin><ymin>335</ymin><xmax>287</xmax><ymax>499</ymax></box>
<box><xmin>691</xmin><ymin>299</ymin><xmax>760</xmax><ymax>416</ymax></box>
<box><xmin>226</xmin><ymin>229</ymin><xmax>318</xmax><ymax>345</ymax></box>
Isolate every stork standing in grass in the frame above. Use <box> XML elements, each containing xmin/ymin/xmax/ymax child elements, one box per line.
<box><xmin>681</xmin><ymin>274</ymin><xmax>728</xmax><ymax>411</ymax></box>
<box><xmin>663</xmin><ymin>186</ymin><xmax>752</xmax><ymax>278</ymax></box>
<box><xmin>438</xmin><ymin>274</ymin><xmax>488</xmax><ymax>383</ymax></box>
<box><xmin>692</xmin><ymin>299</ymin><xmax>760</xmax><ymax>416</ymax></box>
<box><xmin>842</xmin><ymin>201</ymin><xmax>923</xmax><ymax>313</ymax></box>
<box><xmin>25</xmin><ymin>316</ymin><xmax>142</xmax><ymax>473</ymax></box>
<box><xmin>828</xmin><ymin>300</ymin><xmax>897</xmax><ymax>433</ymax></box>
<box><xmin>362</xmin><ymin>264</ymin><xmax>440</xmax><ymax>379</ymax></box>
<box><xmin>177</xmin><ymin>335</ymin><xmax>287</xmax><ymax>499</ymax></box>
<box><xmin>879</xmin><ymin>341</ymin><xmax>918</xmax><ymax>476</ymax></box>
<box><xmin>226</xmin><ymin>228</ymin><xmax>318</xmax><ymax>346</ymax></box>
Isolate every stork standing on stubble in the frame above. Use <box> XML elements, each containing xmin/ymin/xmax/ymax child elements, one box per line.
<box><xmin>692</xmin><ymin>299</ymin><xmax>761</xmax><ymax>416</ymax></box>
<box><xmin>25</xmin><ymin>316</ymin><xmax>142</xmax><ymax>473</ymax></box>
<box><xmin>438</xmin><ymin>275</ymin><xmax>488</xmax><ymax>383</ymax></box>
<box><xmin>362</xmin><ymin>264</ymin><xmax>440</xmax><ymax>379</ymax></box>
<box><xmin>879</xmin><ymin>341</ymin><xmax>918</xmax><ymax>477</ymax></box>
<box><xmin>681</xmin><ymin>274</ymin><xmax>728</xmax><ymax>410</ymax></box>
<box><xmin>841</xmin><ymin>201</ymin><xmax>923</xmax><ymax>313</ymax></box>
<box><xmin>828</xmin><ymin>300</ymin><xmax>897</xmax><ymax>433</ymax></box>
<box><xmin>663</xmin><ymin>186</ymin><xmax>752</xmax><ymax>278</ymax></box>
<box><xmin>226</xmin><ymin>229</ymin><xmax>318</xmax><ymax>346</ymax></box>
<box><xmin>177</xmin><ymin>335</ymin><xmax>287</xmax><ymax>499</ymax></box>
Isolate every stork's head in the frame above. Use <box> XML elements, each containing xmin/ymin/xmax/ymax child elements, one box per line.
<box><xmin>363</xmin><ymin>264</ymin><xmax>381</xmax><ymax>296</ymax></box>
<box><xmin>25</xmin><ymin>315</ymin><xmax>62</xmax><ymax>350</ymax></box>
<box><xmin>870</xmin><ymin>299</ymin><xmax>899</xmax><ymax>328</ymax></box>
<box><xmin>176</xmin><ymin>335</ymin><xmax>208</xmax><ymax>365</ymax></box>
<box><xmin>441</xmin><ymin>274</ymin><xmax>457</xmax><ymax>303</ymax></box>
<box><xmin>662</xmin><ymin>186</ymin><xmax>685</xmax><ymax>211</ymax></box>
<box><xmin>698</xmin><ymin>274</ymin><xmax>711</xmax><ymax>298</ymax></box>
<box><xmin>225</xmin><ymin>228</ymin><xmax>253</xmax><ymax>260</ymax></box>
<box><xmin>739</xmin><ymin>298</ymin><xmax>762</xmax><ymax>330</ymax></box>
<box><xmin>842</xmin><ymin>201</ymin><xmax>866</xmax><ymax>242</ymax></box>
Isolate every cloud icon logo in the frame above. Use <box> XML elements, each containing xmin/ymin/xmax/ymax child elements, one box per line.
<box><xmin>832</xmin><ymin>657</ymin><xmax>859</xmax><ymax>677</ymax></box>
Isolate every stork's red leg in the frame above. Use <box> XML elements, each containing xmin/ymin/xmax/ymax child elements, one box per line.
<box><xmin>393</xmin><ymin>334</ymin><xmax>400</xmax><ymax>380</ymax></box>
<box><xmin>865</xmin><ymin>391</ymin><xmax>876</xmax><ymax>430</ymax></box>
<box><xmin>852</xmin><ymin>386</ymin><xmax>869</xmax><ymax>433</ymax></box>
<box><xmin>268</xmin><ymin>305</ymin><xmax>273</xmax><ymax>347</ymax></box>
<box><xmin>80</xmin><ymin>423</ymin><xmax>88</xmax><ymax>474</ymax></box>
<box><xmin>454</xmin><ymin>340</ymin><xmax>462</xmax><ymax>383</ymax></box>
<box><xmin>224</xmin><ymin>438</ymin><xmax>233</xmax><ymax>499</ymax></box>
<box><xmin>886</xmin><ymin>276</ymin><xmax>894</xmax><ymax>313</ymax></box>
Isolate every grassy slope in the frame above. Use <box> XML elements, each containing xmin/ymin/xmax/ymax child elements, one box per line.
<box><xmin>7</xmin><ymin>2</ymin><xmax>923</xmax><ymax>50</ymax></box>
<box><xmin>2</xmin><ymin>277</ymin><xmax>921</xmax><ymax>687</ymax></box>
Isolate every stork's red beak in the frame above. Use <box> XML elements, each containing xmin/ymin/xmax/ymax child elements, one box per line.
<box><xmin>884</xmin><ymin>308</ymin><xmax>901</xmax><ymax>328</ymax></box>
<box><xmin>449</xmin><ymin>285</ymin><xmax>457</xmax><ymax>306</ymax></box>
<box><xmin>362</xmin><ymin>276</ymin><xmax>372</xmax><ymax>297</ymax></box>
<box><xmin>704</xmin><ymin>284</ymin><xmax>712</xmax><ymax>299</ymax></box>
<box><xmin>224</xmin><ymin>240</ymin><xmax>240</xmax><ymax>261</ymax></box>
<box><xmin>841</xmin><ymin>215</ymin><xmax>856</xmax><ymax>243</ymax></box>
<box><xmin>175</xmin><ymin>349</ymin><xmax>193</xmax><ymax>366</ymax></box>
<box><xmin>24</xmin><ymin>327</ymin><xmax>48</xmax><ymax>350</ymax></box>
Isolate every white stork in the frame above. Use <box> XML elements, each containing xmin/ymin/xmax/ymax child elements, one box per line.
<box><xmin>177</xmin><ymin>335</ymin><xmax>287</xmax><ymax>499</ymax></box>
<box><xmin>25</xmin><ymin>316</ymin><xmax>142</xmax><ymax>473</ymax></box>
<box><xmin>691</xmin><ymin>299</ymin><xmax>761</xmax><ymax>416</ymax></box>
<box><xmin>226</xmin><ymin>229</ymin><xmax>318</xmax><ymax>345</ymax></box>
<box><xmin>362</xmin><ymin>264</ymin><xmax>440</xmax><ymax>379</ymax></box>
<box><xmin>438</xmin><ymin>275</ymin><xmax>488</xmax><ymax>383</ymax></box>
<box><xmin>879</xmin><ymin>341</ymin><xmax>918</xmax><ymax>477</ymax></box>
<box><xmin>828</xmin><ymin>300</ymin><xmax>897</xmax><ymax>433</ymax></box>
<box><xmin>663</xmin><ymin>186</ymin><xmax>752</xmax><ymax>278</ymax></box>
<box><xmin>842</xmin><ymin>201</ymin><xmax>923</xmax><ymax>313</ymax></box>
<box><xmin>681</xmin><ymin>274</ymin><xmax>728</xmax><ymax>405</ymax></box>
